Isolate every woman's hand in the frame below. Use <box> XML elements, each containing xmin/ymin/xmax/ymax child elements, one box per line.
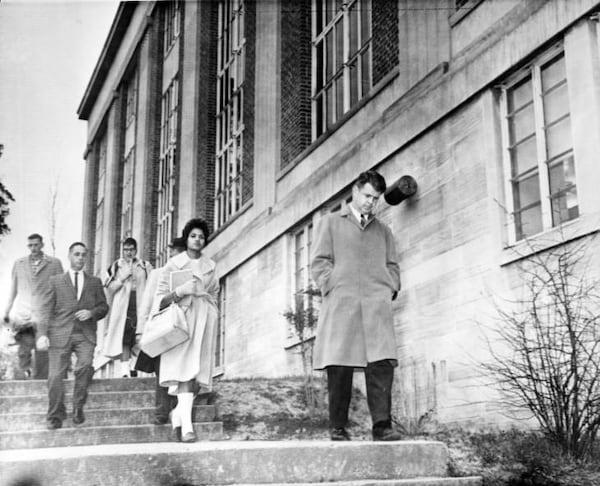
<box><xmin>175</xmin><ymin>279</ymin><xmax>197</xmax><ymax>297</ymax></box>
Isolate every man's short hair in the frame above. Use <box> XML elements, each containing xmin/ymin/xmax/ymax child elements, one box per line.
<box><xmin>122</xmin><ymin>237</ymin><xmax>137</xmax><ymax>249</ymax></box>
<box><xmin>27</xmin><ymin>233</ymin><xmax>43</xmax><ymax>242</ymax></box>
<box><xmin>69</xmin><ymin>242</ymin><xmax>87</xmax><ymax>253</ymax></box>
<box><xmin>168</xmin><ymin>237</ymin><xmax>186</xmax><ymax>252</ymax></box>
<box><xmin>354</xmin><ymin>170</ymin><xmax>386</xmax><ymax>194</ymax></box>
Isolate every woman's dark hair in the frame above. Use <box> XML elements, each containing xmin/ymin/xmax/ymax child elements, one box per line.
<box><xmin>181</xmin><ymin>218</ymin><xmax>210</xmax><ymax>243</ymax></box>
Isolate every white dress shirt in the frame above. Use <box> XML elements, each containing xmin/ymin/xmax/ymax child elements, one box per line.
<box><xmin>68</xmin><ymin>269</ymin><xmax>84</xmax><ymax>301</ymax></box>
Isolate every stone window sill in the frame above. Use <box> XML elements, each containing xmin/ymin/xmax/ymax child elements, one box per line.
<box><xmin>500</xmin><ymin>213</ymin><xmax>600</xmax><ymax>267</ymax></box>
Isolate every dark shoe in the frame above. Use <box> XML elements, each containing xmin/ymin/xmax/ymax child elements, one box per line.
<box><xmin>130</xmin><ymin>370</ymin><xmax>138</xmax><ymax>377</ymax></box>
<box><xmin>73</xmin><ymin>407</ymin><xmax>85</xmax><ymax>425</ymax></box>
<box><xmin>47</xmin><ymin>419</ymin><xmax>62</xmax><ymax>430</ymax></box>
<box><xmin>154</xmin><ymin>415</ymin><xmax>169</xmax><ymax>425</ymax></box>
<box><xmin>372</xmin><ymin>426</ymin><xmax>402</xmax><ymax>441</ymax></box>
<box><xmin>181</xmin><ymin>431</ymin><xmax>196</xmax><ymax>443</ymax></box>
<box><xmin>330</xmin><ymin>428</ymin><xmax>351</xmax><ymax>441</ymax></box>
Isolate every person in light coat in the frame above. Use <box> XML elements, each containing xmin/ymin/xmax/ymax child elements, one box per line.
<box><xmin>134</xmin><ymin>237</ymin><xmax>186</xmax><ymax>425</ymax></box>
<box><xmin>101</xmin><ymin>237</ymin><xmax>153</xmax><ymax>377</ymax></box>
<box><xmin>155</xmin><ymin>218</ymin><xmax>219</xmax><ymax>442</ymax></box>
<box><xmin>311</xmin><ymin>170</ymin><xmax>402</xmax><ymax>442</ymax></box>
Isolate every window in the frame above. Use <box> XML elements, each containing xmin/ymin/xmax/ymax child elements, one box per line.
<box><xmin>215</xmin><ymin>0</ymin><xmax>246</xmax><ymax>229</ymax></box>
<box><xmin>501</xmin><ymin>49</ymin><xmax>578</xmax><ymax>242</ymax></box>
<box><xmin>156</xmin><ymin>78</ymin><xmax>179</xmax><ymax>266</ymax></box>
<box><xmin>215</xmin><ymin>280</ymin><xmax>226</xmax><ymax>373</ymax></box>
<box><xmin>288</xmin><ymin>220</ymin><xmax>317</xmax><ymax>341</ymax></box>
<box><xmin>163</xmin><ymin>1</ymin><xmax>181</xmax><ymax>56</ymax></box>
<box><xmin>312</xmin><ymin>0</ymin><xmax>372</xmax><ymax>138</ymax></box>
<box><xmin>94</xmin><ymin>132</ymin><xmax>107</xmax><ymax>275</ymax></box>
<box><xmin>121</xmin><ymin>70</ymin><xmax>137</xmax><ymax>241</ymax></box>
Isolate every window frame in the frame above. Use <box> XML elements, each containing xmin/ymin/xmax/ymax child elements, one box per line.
<box><xmin>215</xmin><ymin>0</ymin><xmax>246</xmax><ymax>230</ymax></box>
<box><xmin>163</xmin><ymin>1</ymin><xmax>182</xmax><ymax>57</ymax></box>
<box><xmin>121</xmin><ymin>68</ymin><xmax>138</xmax><ymax>242</ymax></box>
<box><xmin>499</xmin><ymin>44</ymin><xmax>578</xmax><ymax>245</ymax></box>
<box><xmin>156</xmin><ymin>77</ymin><xmax>179</xmax><ymax>266</ymax></box>
<box><xmin>94</xmin><ymin>132</ymin><xmax>108</xmax><ymax>276</ymax></box>
<box><xmin>214</xmin><ymin>279</ymin><xmax>226</xmax><ymax>376</ymax></box>
<box><xmin>311</xmin><ymin>0</ymin><xmax>372</xmax><ymax>140</ymax></box>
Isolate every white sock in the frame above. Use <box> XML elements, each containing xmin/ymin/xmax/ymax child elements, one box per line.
<box><xmin>177</xmin><ymin>393</ymin><xmax>194</xmax><ymax>435</ymax></box>
<box><xmin>120</xmin><ymin>361</ymin><xmax>129</xmax><ymax>377</ymax></box>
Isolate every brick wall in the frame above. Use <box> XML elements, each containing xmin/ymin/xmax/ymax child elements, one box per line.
<box><xmin>242</xmin><ymin>0</ymin><xmax>256</xmax><ymax>206</ymax></box>
<box><xmin>195</xmin><ymin>0</ymin><xmax>218</xmax><ymax>229</ymax></box>
<box><xmin>372</xmin><ymin>0</ymin><xmax>399</xmax><ymax>86</ymax></box>
<box><xmin>280</xmin><ymin>0</ymin><xmax>312</xmax><ymax>169</ymax></box>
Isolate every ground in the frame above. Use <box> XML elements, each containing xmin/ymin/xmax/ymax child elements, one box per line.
<box><xmin>212</xmin><ymin>376</ymin><xmax>600</xmax><ymax>486</ymax></box>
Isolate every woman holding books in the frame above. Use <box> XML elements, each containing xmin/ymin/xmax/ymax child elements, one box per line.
<box><xmin>155</xmin><ymin>218</ymin><xmax>219</xmax><ymax>442</ymax></box>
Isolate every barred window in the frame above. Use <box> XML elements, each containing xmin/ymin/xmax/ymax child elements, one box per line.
<box><xmin>288</xmin><ymin>220</ymin><xmax>317</xmax><ymax>341</ymax></box>
<box><xmin>94</xmin><ymin>132</ymin><xmax>107</xmax><ymax>276</ymax></box>
<box><xmin>163</xmin><ymin>1</ymin><xmax>181</xmax><ymax>56</ymax></box>
<box><xmin>215</xmin><ymin>0</ymin><xmax>245</xmax><ymax>229</ymax></box>
<box><xmin>501</xmin><ymin>48</ymin><xmax>578</xmax><ymax>242</ymax></box>
<box><xmin>312</xmin><ymin>0</ymin><xmax>372</xmax><ymax>139</ymax></box>
<box><xmin>121</xmin><ymin>70</ymin><xmax>137</xmax><ymax>241</ymax></box>
<box><xmin>156</xmin><ymin>78</ymin><xmax>179</xmax><ymax>266</ymax></box>
<box><xmin>215</xmin><ymin>280</ymin><xmax>226</xmax><ymax>373</ymax></box>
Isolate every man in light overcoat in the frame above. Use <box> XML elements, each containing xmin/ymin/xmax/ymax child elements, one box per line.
<box><xmin>3</xmin><ymin>233</ymin><xmax>63</xmax><ymax>379</ymax></box>
<box><xmin>37</xmin><ymin>242</ymin><xmax>109</xmax><ymax>429</ymax></box>
<box><xmin>311</xmin><ymin>170</ymin><xmax>402</xmax><ymax>441</ymax></box>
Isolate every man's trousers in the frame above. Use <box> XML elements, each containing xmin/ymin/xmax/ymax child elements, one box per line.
<box><xmin>15</xmin><ymin>326</ymin><xmax>48</xmax><ymax>379</ymax></box>
<box><xmin>326</xmin><ymin>360</ymin><xmax>395</xmax><ymax>430</ymax></box>
<box><xmin>47</xmin><ymin>330</ymin><xmax>95</xmax><ymax>422</ymax></box>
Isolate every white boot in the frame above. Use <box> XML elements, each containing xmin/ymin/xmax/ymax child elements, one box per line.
<box><xmin>177</xmin><ymin>392</ymin><xmax>196</xmax><ymax>442</ymax></box>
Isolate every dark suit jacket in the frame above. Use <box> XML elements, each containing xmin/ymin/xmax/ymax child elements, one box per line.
<box><xmin>39</xmin><ymin>272</ymin><xmax>109</xmax><ymax>348</ymax></box>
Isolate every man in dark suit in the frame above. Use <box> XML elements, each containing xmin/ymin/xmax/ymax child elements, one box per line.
<box><xmin>37</xmin><ymin>242</ymin><xmax>109</xmax><ymax>430</ymax></box>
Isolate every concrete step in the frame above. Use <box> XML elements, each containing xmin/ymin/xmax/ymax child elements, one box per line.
<box><xmin>0</xmin><ymin>404</ymin><xmax>216</xmax><ymax>432</ymax></box>
<box><xmin>0</xmin><ymin>377</ymin><xmax>156</xmax><ymax>395</ymax></box>
<box><xmin>4</xmin><ymin>389</ymin><xmax>157</xmax><ymax>413</ymax></box>
<box><xmin>0</xmin><ymin>420</ymin><xmax>223</xmax><ymax>449</ymax></box>
<box><xmin>0</xmin><ymin>441</ymin><xmax>482</xmax><ymax>486</ymax></box>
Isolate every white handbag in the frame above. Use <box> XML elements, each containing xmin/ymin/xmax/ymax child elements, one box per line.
<box><xmin>139</xmin><ymin>303</ymin><xmax>189</xmax><ymax>357</ymax></box>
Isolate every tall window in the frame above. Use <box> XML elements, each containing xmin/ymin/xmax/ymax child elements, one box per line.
<box><xmin>501</xmin><ymin>48</ymin><xmax>578</xmax><ymax>242</ymax></box>
<box><xmin>312</xmin><ymin>0</ymin><xmax>371</xmax><ymax>138</ymax></box>
<box><xmin>94</xmin><ymin>133</ymin><xmax>107</xmax><ymax>275</ymax></box>
<box><xmin>289</xmin><ymin>221</ymin><xmax>315</xmax><ymax>340</ymax></box>
<box><xmin>215</xmin><ymin>0</ymin><xmax>245</xmax><ymax>229</ymax></box>
<box><xmin>163</xmin><ymin>1</ymin><xmax>181</xmax><ymax>56</ymax></box>
<box><xmin>121</xmin><ymin>70</ymin><xmax>137</xmax><ymax>241</ymax></box>
<box><xmin>215</xmin><ymin>280</ymin><xmax>226</xmax><ymax>373</ymax></box>
<box><xmin>156</xmin><ymin>78</ymin><xmax>179</xmax><ymax>266</ymax></box>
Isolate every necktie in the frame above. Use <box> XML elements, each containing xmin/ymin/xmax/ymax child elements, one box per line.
<box><xmin>74</xmin><ymin>272</ymin><xmax>79</xmax><ymax>299</ymax></box>
<box><xmin>360</xmin><ymin>214</ymin><xmax>367</xmax><ymax>228</ymax></box>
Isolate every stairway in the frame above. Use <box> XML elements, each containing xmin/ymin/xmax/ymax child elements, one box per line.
<box><xmin>0</xmin><ymin>378</ymin><xmax>482</xmax><ymax>486</ymax></box>
<box><xmin>0</xmin><ymin>376</ymin><xmax>222</xmax><ymax>450</ymax></box>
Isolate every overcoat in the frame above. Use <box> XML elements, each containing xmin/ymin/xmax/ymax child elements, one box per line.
<box><xmin>310</xmin><ymin>205</ymin><xmax>401</xmax><ymax>369</ymax></box>
<box><xmin>101</xmin><ymin>258</ymin><xmax>152</xmax><ymax>358</ymax></box>
<box><xmin>155</xmin><ymin>252</ymin><xmax>219</xmax><ymax>392</ymax></box>
<box><xmin>7</xmin><ymin>254</ymin><xmax>63</xmax><ymax>326</ymax></box>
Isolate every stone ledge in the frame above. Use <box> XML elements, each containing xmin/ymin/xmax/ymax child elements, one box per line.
<box><xmin>1</xmin><ymin>440</ymin><xmax>453</xmax><ymax>486</ymax></box>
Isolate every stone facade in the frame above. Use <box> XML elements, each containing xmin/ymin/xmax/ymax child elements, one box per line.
<box><xmin>79</xmin><ymin>0</ymin><xmax>600</xmax><ymax>422</ymax></box>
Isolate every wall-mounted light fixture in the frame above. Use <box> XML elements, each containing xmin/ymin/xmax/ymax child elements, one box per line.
<box><xmin>384</xmin><ymin>175</ymin><xmax>417</xmax><ymax>205</ymax></box>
